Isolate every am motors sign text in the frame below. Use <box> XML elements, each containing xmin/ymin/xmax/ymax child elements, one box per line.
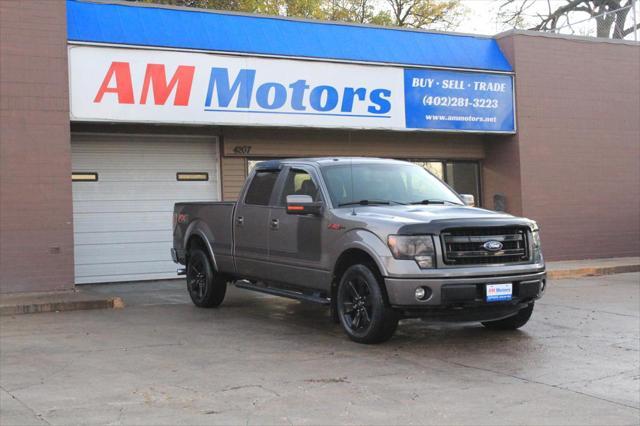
<box><xmin>69</xmin><ymin>45</ymin><xmax>515</xmax><ymax>133</ymax></box>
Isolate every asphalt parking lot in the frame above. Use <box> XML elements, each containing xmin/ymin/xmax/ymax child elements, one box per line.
<box><xmin>1</xmin><ymin>273</ymin><xmax>638</xmax><ymax>426</ymax></box>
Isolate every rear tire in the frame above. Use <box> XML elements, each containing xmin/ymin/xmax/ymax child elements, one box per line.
<box><xmin>482</xmin><ymin>302</ymin><xmax>534</xmax><ymax>330</ymax></box>
<box><xmin>186</xmin><ymin>248</ymin><xmax>227</xmax><ymax>308</ymax></box>
<box><xmin>336</xmin><ymin>264</ymin><xmax>398</xmax><ymax>344</ymax></box>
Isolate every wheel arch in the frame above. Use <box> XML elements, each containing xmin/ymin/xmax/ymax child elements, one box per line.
<box><xmin>331</xmin><ymin>246</ymin><xmax>391</xmax><ymax>307</ymax></box>
<box><xmin>184</xmin><ymin>221</ymin><xmax>218</xmax><ymax>271</ymax></box>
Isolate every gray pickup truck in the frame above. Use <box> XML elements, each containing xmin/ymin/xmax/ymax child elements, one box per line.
<box><xmin>172</xmin><ymin>157</ymin><xmax>546</xmax><ymax>343</ymax></box>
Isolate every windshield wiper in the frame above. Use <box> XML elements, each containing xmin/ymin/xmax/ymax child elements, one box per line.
<box><xmin>338</xmin><ymin>200</ymin><xmax>406</xmax><ymax>207</ymax></box>
<box><xmin>409</xmin><ymin>199</ymin><xmax>462</xmax><ymax>205</ymax></box>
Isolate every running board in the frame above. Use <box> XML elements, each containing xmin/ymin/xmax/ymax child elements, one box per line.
<box><xmin>234</xmin><ymin>280</ymin><xmax>330</xmax><ymax>305</ymax></box>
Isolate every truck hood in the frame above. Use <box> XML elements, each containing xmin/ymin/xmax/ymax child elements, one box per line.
<box><xmin>334</xmin><ymin>204</ymin><xmax>535</xmax><ymax>234</ymax></box>
<box><xmin>340</xmin><ymin>204</ymin><xmax>513</xmax><ymax>222</ymax></box>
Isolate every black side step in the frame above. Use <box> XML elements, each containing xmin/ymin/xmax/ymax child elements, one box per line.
<box><xmin>234</xmin><ymin>280</ymin><xmax>330</xmax><ymax>305</ymax></box>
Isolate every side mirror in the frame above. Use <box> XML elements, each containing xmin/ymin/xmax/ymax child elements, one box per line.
<box><xmin>286</xmin><ymin>195</ymin><xmax>323</xmax><ymax>215</ymax></box>
<box><xmin>460</xmin><ymin>194</ymin><xmax>475</xmax><ymax>207</ymax></box>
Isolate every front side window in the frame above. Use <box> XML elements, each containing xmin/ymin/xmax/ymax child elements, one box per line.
<box><xmin>321</xmin><ymin>163</ymin><xmax>462</xmax><ymax>207</ymax></box>
<box><xmin>244</xmin><ymin>171</ymin><xmax>279</xmax><ymax>206</ymax></box>
<box><xmin>279</xmin><ymin>169</ymin><xmax>320</xmax><ymax>205</ymax></box>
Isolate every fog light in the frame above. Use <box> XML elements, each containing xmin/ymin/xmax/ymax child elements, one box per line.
<box><xmin>414</xmin><ymin>255</ymin><xmax>433</xmax><ymax>269</ymax></box>
<box><xmin>540</xmin><ymin>279</ymin><xmax>546</xmax><ymax>292</ymax></box>
<box><xmin>415</xmin><ymin>286</ymin><xmax>431</xmax><ymax>301</ymax></box>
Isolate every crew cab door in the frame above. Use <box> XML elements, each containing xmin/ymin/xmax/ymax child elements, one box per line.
<box><xmin>234</xmin><ymin>168</ymin><xmax>280</xmax><ymax>278</ymax></box>
<box><xmin>267</xmin><ymin>166</ymin><xmax>328</xmax><ymax>290</ymax></box>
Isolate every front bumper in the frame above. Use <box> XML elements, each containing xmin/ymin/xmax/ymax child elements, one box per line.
<box><xmin>384</xmin><ymin>270</ymin><xmax>546</xmax><ymax>317</ymax></box>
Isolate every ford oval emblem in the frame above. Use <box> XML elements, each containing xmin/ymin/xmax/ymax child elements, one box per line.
<box><xmin>483</xmin><ymin>240</ymin><xmax>503</xmax><ymax>252</ymax></box>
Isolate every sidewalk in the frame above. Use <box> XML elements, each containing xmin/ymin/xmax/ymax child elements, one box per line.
<box><xmin>546</xmin><ymin>256</ymin><xmax>640</xmax><ymax>279</ymax></box>
<box><xmin>1</xmin><ymin>257</ymin><xmax>638</xmax><ymax>316</ymax></box>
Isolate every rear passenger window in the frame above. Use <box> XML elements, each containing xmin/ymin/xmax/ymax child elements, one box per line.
<box><xmin>244</xmin><ymin>171</ymin><xmax>279</xmax><ymax>206</ymax></box>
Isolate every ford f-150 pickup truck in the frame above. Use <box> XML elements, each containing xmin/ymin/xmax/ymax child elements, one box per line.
<box><xmin>172</xmin><ymin>158</ymin><xmax>546</xmax><ymax>343</ymax></box>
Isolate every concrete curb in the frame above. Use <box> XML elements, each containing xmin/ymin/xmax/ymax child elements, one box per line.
<box><xmin>547</xmin><ymin>264</ymin><xmax>640</xmax><ymax>280</ymax></box>
<box><xmin>0</xmin><ymin>295</ymin><xmax>124</xmax><ymax>316</ymax></box>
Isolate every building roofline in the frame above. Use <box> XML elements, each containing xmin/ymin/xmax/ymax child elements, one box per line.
<box><xmin>494</xmin><ymin>28</ymin><xmax>640</xmax><ymax>46</ymax></box>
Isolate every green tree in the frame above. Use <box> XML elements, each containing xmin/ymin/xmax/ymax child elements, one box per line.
<box><xmin>137</xmin><ymin>0</ymin><xmax>461</xmax><ymax>30</ymax></box>
<box><xmin>385</xmin><ymin>0</ymin><xmax>460</xmax><ymax>29</ymax></box>
<box><xmin>323</xmin><ymin>0</ymin><xmax>392</xmax><ymax>25</ymax></box>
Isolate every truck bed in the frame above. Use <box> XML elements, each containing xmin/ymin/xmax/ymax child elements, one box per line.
<box><xmin>173</xmin><ymin>201</ymin><xmax>237</xmax><ymax>271</ymax></box>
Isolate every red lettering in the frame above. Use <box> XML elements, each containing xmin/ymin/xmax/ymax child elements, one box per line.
<box><xmin>139</xmin><ymin>64</ymin><xmax>195</xmax><ymax>106</ymax></box>
<box><xmin>93</xmin><ymin>62</ymin><xmax>134</xmax><ymax>104</ymax></box>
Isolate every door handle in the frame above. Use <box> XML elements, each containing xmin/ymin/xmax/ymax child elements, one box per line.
<box><xmin>270</xmin><ymin>218</ymin><xmax>279</xmax><ymax>230</ymax></box>
<box><xmin>236</xmin><ymin>216</ymin><xmax>244</xmax><ymax>226</ymax></box>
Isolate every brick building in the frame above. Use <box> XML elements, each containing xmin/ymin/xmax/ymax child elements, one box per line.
<box><xmin>1</xmin><ymin>0</ymin><xmax>638</xmax><ymax>293</ymax></box>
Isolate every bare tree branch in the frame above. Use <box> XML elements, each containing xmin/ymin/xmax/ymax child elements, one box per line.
<box><xmin>621</xmin><ymin>22</ymin><xmax>640</xmax><ymax>37</ymax></box>
<box><xmin>499</xmin><ymin>0</ymin><xmax>638</xmax><ymax>39</ymax></box>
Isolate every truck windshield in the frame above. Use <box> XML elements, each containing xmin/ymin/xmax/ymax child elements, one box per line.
<box><xmin>321</xmin><ymin>163</ymin><xmax>463</xmax><ymax>207</ymax></box>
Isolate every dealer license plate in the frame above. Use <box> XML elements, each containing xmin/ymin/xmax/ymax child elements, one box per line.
<box><xmin>486</xmin><ymin>283</ymin><xmax>512</xmax><ymax>302</ymax></box>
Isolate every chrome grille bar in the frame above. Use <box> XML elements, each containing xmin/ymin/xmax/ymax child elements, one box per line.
<box><xmin>441</xmin><ymin>227</ymin><xmax>530</xmax><ymax>266</ymax></box>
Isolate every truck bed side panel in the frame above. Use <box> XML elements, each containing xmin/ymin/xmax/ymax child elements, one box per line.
<box><xmin>173</xmin><ymin>202</ymin><xmax>236</xmax><ymax>273</ymax></box>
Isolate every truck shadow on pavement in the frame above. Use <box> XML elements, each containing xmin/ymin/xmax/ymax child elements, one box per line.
<box><xmin>87</xmin><ymin>279</ymin><xmax>536</xmax><ymax>350</ymax></box>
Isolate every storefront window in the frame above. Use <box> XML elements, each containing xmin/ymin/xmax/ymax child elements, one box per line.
<box><xmin>408</xmin><ymin>160</ymin><xmax>481</xmax><ymax>206</ymax></box>
<box><xmin>409</xmin><ymin>161</ymin><xmax>444</xmax><ymax>180</ymax></box>
<box><xmin>446</xmin><ymin>162</ymin><xmax>480</xmax><ymax>205</ymax></box>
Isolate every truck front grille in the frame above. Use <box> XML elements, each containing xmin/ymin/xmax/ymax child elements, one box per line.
<box><xmin>441</xmin><ymin>226</ymin><xmax>530</xmax><ymax>266</ymax></box>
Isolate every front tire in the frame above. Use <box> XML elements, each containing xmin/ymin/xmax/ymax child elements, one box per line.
<box><xmin>336</xmin><ymin>264</ymin><xmax>398</xmax><ymax>344</ymax></box>
<box><xmin>482</xmin><ymin>302</ymin><xmax>534</xmax><ymax>330</ymax></box>
<box><xmin>186</xmin><ymin>248</ymin><xmax>227</xmax><ymax>308</ymax></box>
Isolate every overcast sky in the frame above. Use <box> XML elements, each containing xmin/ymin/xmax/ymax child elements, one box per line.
<box><xmin>456</xmin><ymin>0</ymin><xmax>566</xmax><ymax>36</ymax></box>
<box><xmin>456</xmin><ymin>0</ymin><xmax>503</xmax><ymax>35</ymax></box>
<box><xmin>456</xmin><ymin>0</ymin><xmax>639</xmax><ymax>38</ymax></box>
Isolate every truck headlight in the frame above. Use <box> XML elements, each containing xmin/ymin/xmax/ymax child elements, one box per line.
<box><xmin>532</xmin><ymin>230</ymin><xmax>543</xmax><ymax>263</ymax></box>
<box><xmin>387</xmin><ymin>235</ymin><xmax>435</xmax><ymax>269</ymax></box>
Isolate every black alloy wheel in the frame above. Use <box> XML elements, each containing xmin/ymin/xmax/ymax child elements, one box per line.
<box><xmin>186</xmin><ymin>248</ymin><xmax>227</xmax><ymax>308</ymax></box>
<box><xmin>336</xmin><ymin>263</ymin><xmax>398</xmax><ymax>344</ymax></box>
<box><xmin>342</xmin><ymin>276</ymin><xmax>373</xmax><ymax>331</ymax></box>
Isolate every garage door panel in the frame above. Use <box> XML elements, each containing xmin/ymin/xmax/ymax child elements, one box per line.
<box><xmin>74</xmin><ymin>212</ymin><xmax>172</xmax><ymax>233</ymax></box>
<box><xmin>75</xmin><ymin>272</ymin><xmax>180</xmax><ymax>285</ymax></box>
<box><xmin>74</xmin><ymin>261</ymin><xmax>178</xmax><ymax>284</ymax></box>
<box><xmin>72</xmin><ymin>134</ymin><xmax>219</xmax><ymax>284</ymax></box>
<box><xmin>75</xmin><ymin>260</ymin><xmax>175</xmax><ymax>277</ymax></box>
<box><xmin>72</xmin><ymin>199</ymin><xmax>206</xmax><ymax>213</ymax></box>
<box><xmin>73</xmin><ymin>200</ymin><xmax>173</xmax><ymax>214</ymax></box>
<box><xmin>72</xmin><ymin>182</ymin><xmax>215</xmax><ymax>200</ymax></box>
<box><xmin>74</xmin><ymin>230</ymin><xmax>171</xmax><ymax>245</ymax></box>
<box><xmin>75</xmin><ymin>242</ymin><xmax>173</xmax><ymax>264</ymax></box>
<box><xmin>73</xmin><ymin>170</ymin><xmax>217</xmax><ymax>182</ymax></box>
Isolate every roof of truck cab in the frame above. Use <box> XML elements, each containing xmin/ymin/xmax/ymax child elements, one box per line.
<box><xmin>254</xmin><ymin>157</ymin><xmax>411</xmax><ymax>169</ymax></box>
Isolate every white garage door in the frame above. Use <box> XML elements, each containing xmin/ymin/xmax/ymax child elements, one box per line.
<box><xmin>71</xmin><ymin>134</ymin><xmax>220</xmax><ymax>284</ymax></box>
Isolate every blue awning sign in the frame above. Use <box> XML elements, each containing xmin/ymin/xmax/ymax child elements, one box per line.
<box><xmin>404</xmin><ymin>69</ymin><xmax>515</xmax><ymax>132</ymax></box>
<box><xmin>66</xmin><ymin>0</ymin><xmax>513</xmax><ymax>72</ymax></box>
<box><xmin>69</xmin><ymin>45</ymin><xmax>516</xmax><ymax>133</ymax></box>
